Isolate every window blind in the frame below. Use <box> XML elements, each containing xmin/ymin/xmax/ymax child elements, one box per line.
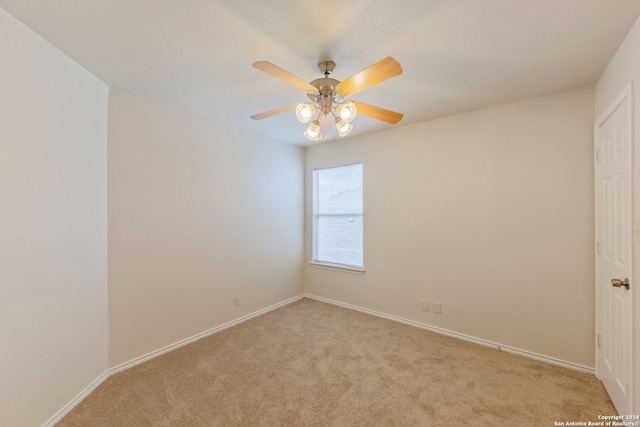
<box><xmin>313</xmin><ymin>163</ymin><xmax>363</xmax><ymax>268</ymax></box>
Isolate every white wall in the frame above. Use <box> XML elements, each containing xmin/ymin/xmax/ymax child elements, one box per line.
<box><xmin>0</xmin><ymin>8</ymin><xmax>109</xmax><ymax>427</ymax></box>
<box><xmin>305</xmin><ymin>87</ymin><xmax>595</xmax><ymax>368</ymax></box>
<box><xmin>107</xmin><ymin>88</ymin><xmax>304</xmax><ymax>367</ymax></box>
<box><xmin>595</xmin><ymin>15</ymin><xmax>640</xmax><ymax>414</ymax></box>
<box><xmin>1</xmin><ymin>1</ymin><xmax>622</xmax><ymax>421</ymax></box>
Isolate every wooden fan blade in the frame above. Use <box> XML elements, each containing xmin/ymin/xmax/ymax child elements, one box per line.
<box><xmin>336</xmin><ymin>57</ymin><xmax>403</xmax><ymax>97</ymax></box>
<box><xmin>250</xmin><ymin>104</ymin><xmax>297</xmax><ymax>120</ymax></box>
<box><xmin>352</xmin><ymin>101</ymin><xmax>403</xmax><ymax>124</ymax></box>
<box><xmin>253</xmin><ymin>61</ymin><xmax>319</xmax><ymax>94</ymax></box>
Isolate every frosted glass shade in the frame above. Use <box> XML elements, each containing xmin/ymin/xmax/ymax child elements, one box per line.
<box><xmin>335</xmin><ymin>101</ymin><xmax>356</xmax><ymax>122</ymax></box>
<box><xmin>296</xmin><ymin>103</ymin><xmax>317</xmax><ymax>123</ymax></box>
<box><xmin>335</xmin><ymin>118</ymin><xmax>353</xmax><ymax>137</ymax></box>
<box><xmin>304</xmin><ymin>120</ymin><xmax>321</xmax><ymax>140</ymax></box>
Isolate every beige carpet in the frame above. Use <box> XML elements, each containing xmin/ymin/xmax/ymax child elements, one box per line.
<box><xmin>57</xmin><ymin>298</ymin><xmax>615</xmax><ymax>426</ymax></box>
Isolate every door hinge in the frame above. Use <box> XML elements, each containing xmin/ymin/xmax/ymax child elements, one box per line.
<box><xmin>595</xmin><ymin>150</ymin><xmax>599</xmax><ymax>163</ymax></box>
<box><xmin>597</xmin><ymin>333</ymin><xmax>601</xmax><ymax>347</ymax></box>
<box><xmin>596</xmin><ymin>241</ymin><xmax>600</xmax><ymax>255</ymax></box>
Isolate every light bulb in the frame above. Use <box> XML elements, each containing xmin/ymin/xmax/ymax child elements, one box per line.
<box><xmin>335</xmin><ymin>118</ymin><xmax>353</xmax><ymax>137</ymax></box>
<box><xmin>335</xmin><ymin>101</ymin><xmax>356</xmax><ymax>122</ymax></box>
<box><xmin>296</xmin><ymin>103</ymin><xmax>316</xmax><ymax>123</ymax></box>
<box><xmin>304</xmin><ymin>120</ymin><xmax>321</xmax><ymax>140</ymax></box>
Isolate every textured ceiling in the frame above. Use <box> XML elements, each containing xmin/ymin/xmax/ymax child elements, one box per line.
<box><xmin>2</xmin><ymin>0</ymin><xmax>640</xmax><ymax>145</ymax></box>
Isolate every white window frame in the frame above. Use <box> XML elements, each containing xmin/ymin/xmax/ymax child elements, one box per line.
<box><xmin>310</xmin><ymin>163</ymin><xmax>364</xmax><ymax>274</ymax></box>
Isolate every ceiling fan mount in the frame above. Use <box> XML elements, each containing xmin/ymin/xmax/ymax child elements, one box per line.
<box><xmin>250</xmin><ymin>57</ymin><xmax>404</xmax><ymax>141</ymax></box>
<box><xmin>317</xmin><ymin>60</ymin><xmax>336</xmax><ymax>76</ymax></box>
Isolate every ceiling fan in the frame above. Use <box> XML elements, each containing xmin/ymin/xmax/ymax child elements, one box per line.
<box><xmin>250</xmin><ymin>57</ymin><xmax>404</xmax><ymax>141</ymax></box>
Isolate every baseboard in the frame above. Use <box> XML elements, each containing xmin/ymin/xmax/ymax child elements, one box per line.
<box><xmin>44</xmin><ymin>292</ymin><xmax>593</xmax><ymax>426</ymax></box>
<box><xmin>42</xmin><ymin>371</ymin><xmax>110</xmax><ymax>427</ymax></box>
<box><xmin>109</xmin><ymin>294</ymin><xmax>304</xmax><ymax>376</ymax></box>
<box><xmin>303</xmin><ymin>293</ymin><xmax>595</xmax><ymax>375</ymax></box>
<box><xmin>43</xmin><ymin>294</ymin><xmax>304</xmax><ymax>427</ymax></box>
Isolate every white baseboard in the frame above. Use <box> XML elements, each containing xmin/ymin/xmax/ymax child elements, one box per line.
<box><xmin>42</xmin><ymin>371</ymin><xmax>110</xmax><ymax>427</ymax></box>
<box><xmin>108</xmin><ymin>294</ymin><xmax>304</xmax><ymax>376</ymax></box>
<box><xmin>43</xmin><ymin>294</ymin><xmax>304</xmax><ymax>427</ymax></box>
<box><xmin>44</xmin><ymin>292</ymin><xmax>594</xmax><ymax>426</ymax></box>
<box><xmin>303</xmin><ymin>293</ymin><xmax>595</xmax><ymax>375</ymax></box>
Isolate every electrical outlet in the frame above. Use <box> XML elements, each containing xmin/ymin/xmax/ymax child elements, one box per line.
<box><xmin>234</xmin><ymin>295</ymin><xmax>241</xmax><ymax>306</ymax></box>
<box><xmin>421</xmin><ymin>299</ymin><xmax>430</xmax><ymax>312</ymax></box>
<box><xmin>433</xmin><ymin>302</ymin><xmax>442</xmax><ymax>314</ymax></box>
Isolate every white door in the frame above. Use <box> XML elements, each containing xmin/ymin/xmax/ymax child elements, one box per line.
<box><xmin>596</xmin><ymin>85</ymin><xmax>633</xmax><ymax>415</ymax></box>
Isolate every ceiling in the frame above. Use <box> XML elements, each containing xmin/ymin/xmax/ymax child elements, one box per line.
<box><xmin>2</xmin><ymin>1</ymin><xmax>640</xmax><ymax>146</ymax></box>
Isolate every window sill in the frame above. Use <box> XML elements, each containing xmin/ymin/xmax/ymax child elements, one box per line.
<box><xmin>309</xmin><ymin>261</ymin><xmax>365</xmax><ymax>275</ymax></box>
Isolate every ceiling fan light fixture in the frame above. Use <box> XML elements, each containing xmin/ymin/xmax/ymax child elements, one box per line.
<box><xmin>304</xmin><ymin>120</ymin><xmax>321</xmax><ymax>140</ymax></box>
<box><xmin>335</xmin><ymin>118</ymin><xmax>353</xmax><ymax>137</ymax></box>
<box><xmin>251</xmin><ymin>57</ymin><xmax>403</xmax><ymax>142</ymax></box>
<box><xmin>295</xmin><ymin>102</ymin><xmax>317</xmax><ymax>123</ymax></box>
<box><xmin>336</xmin><ymin>101</ymin><xmax>357</xmax><ymax>122</ymax></box>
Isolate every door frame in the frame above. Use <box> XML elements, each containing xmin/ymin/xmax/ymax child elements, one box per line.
<box><xmin>594</xmin><ymin>82</ymin><xmax>634</xmax><ymax>413</ymax></box>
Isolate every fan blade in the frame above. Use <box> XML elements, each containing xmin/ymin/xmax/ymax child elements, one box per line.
<box><xmin>250</xmin><ymin>104</ymin><xmax>297</xmax><ymax>120</ymax></box>
<box><xmin>352</xmin><ymin>101</ymin><xmax>403</xmax><ymax>124</ymax></box>
<box><xmin>336</xmin><ymin>57</ymin><xmax>402</xmax><ymax>96</ymax></box>
<box><xmin>253</xmin><ymin>61</ymin><xmax>319</xmax><ymax>94</ymax></box>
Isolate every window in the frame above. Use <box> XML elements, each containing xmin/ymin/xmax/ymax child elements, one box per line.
<box><xmin>312</xmin><ymin>163</ymin><xmax>363</xmax><ymax>271</ymax></box>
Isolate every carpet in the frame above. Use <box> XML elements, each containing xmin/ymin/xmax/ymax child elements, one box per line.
<box><xmin>57</xmin><ymin>298</ymin><xmax>615</xmax><ymax>426</ymax></box>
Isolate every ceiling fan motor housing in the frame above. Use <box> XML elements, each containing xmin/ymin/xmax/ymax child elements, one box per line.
<box><xmin>309</xmin><ymin>75</ymin><xmax>341</xmax><ymax>115</ymax></box>
<box><xmin>310</xmin><ymin>61</ymin><xmax>339</xmax><ymax>116</ymax></box>
<box><xmin>309</xmin><ymin>77</ymin><xmax>340</xmax><ymax>97</ymax></box>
